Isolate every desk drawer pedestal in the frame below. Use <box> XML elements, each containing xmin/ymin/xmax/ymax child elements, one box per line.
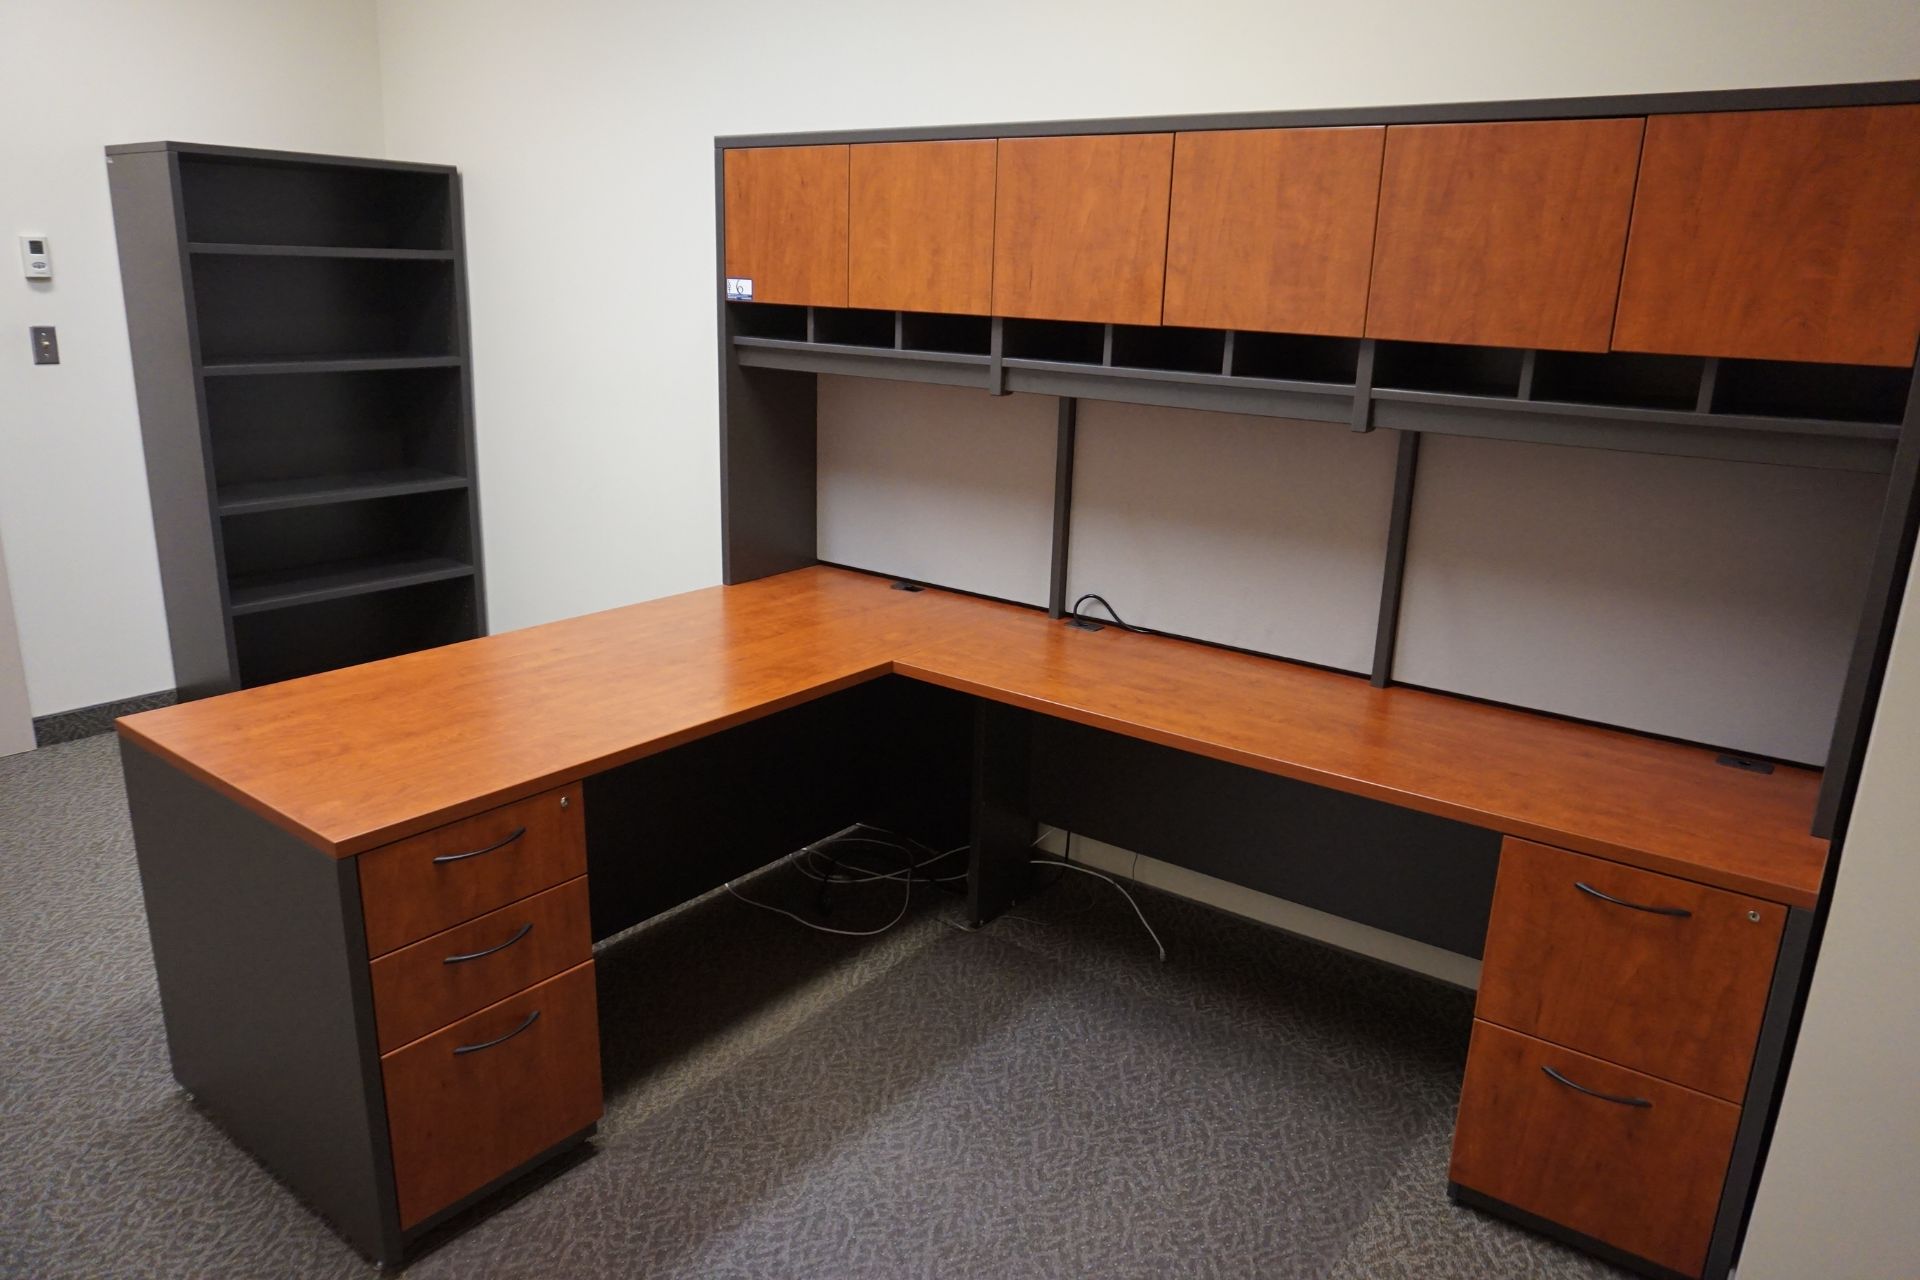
<box><xmin>121</xmin><ymin>742</ymin><xmax>603</xmax><ymax>1270</ymax></box>
<box><xmin>1451</xmin><ymin>836</ymin><xmax>1798</xmax><ymax>1280</ymax></box>
<box><xmin>359</xmin><ymin>785</ymin><xmax>603</xmax><ymax>1244</ymax></box>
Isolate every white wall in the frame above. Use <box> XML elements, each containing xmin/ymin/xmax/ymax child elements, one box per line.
<box><xmin>1741</xmin><ymin>545</ymin><xmax>1920</xmax><ymax>1279</ymax></box>
<box><xmin>373</xmin><ymin>0</ymin><xmax>1920</xmax><ymax>635</ymax></box>
<box><xmin>0</xmin><ymin>0</ymin><xmax>384</xmax><ymax>716</ymax></box>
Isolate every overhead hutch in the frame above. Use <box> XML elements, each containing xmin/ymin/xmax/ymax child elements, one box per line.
<box><xmin>715</xmin><ymin>83</ymin><xmax>1920</xmax><ymax>1280</ymax></box>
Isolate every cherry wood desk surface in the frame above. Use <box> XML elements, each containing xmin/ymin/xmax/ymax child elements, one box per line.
<box><xmin>118</xmin><ymin>566</ymin><xmax>1828</xmax><ymax>906</ymax></box>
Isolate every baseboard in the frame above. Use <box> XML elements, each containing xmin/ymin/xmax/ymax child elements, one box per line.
<box><xmin>1036</xmin><ymin>826</ymin><xmax>1482</xmax><ymax>989</ymax></box>
<box><xmin>33</xmin><ymin>689</ymin><xmax>179</xmax><ymax>747</ymax></box>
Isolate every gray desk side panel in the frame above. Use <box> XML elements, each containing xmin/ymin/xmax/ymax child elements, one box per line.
<box><xmin>121</xmin><ymin>739</ymin><xmax>398</xmax><ymax>1260</ymax></box>
<box><xmin>107</xmin><ymin>150</ymin><xmax>234</xmax><ymax>697</ymax></box>
<box><xmin>722</xmin><ymin>358</ymin><xmax>818</xmax><ymax>584</ymax></box>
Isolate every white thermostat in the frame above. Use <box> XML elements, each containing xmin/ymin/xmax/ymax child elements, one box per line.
<box><xmin>20</xmin><ymin>235</ymin><xmax>51</xmax><ymax>279</ymax></box>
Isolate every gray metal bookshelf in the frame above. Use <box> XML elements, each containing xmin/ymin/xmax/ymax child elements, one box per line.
<box><xmin>108</xmin><ymin>141</ymin><xmax>486</xmax><ymax>698</ymax></box>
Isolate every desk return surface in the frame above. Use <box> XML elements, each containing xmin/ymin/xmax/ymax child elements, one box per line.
<box><xmin>118</xmin><ymin>566</ymin><xmax>1827</xmax><ymax>1273</ymax></box>
<box><xmin>121</xmin><ymin>564</ymin><xmax>1827</xmax><ymax>905</ymax></box>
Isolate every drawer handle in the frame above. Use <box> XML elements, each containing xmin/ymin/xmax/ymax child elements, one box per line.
<box><xmin>443</xmin><ymin>921</ymin><xmax>534</xmax><ymax>965</ymax></box>
<box><xmin>452</xmin><ymin>1009</ymin><xmax>540</xmax><ymax>1056</ymax></box>
<box><xmin>433</xmin><ymin>825</ymin><xmax>527</xmax><ymax>865</ymax></box>
<box><xmin>1574</xmin><ymin>881</ymin><xmax>1692</xmax><ymax>918</ymax></box>
<box><xmin>1542</xmin><ymin>1064</ymin><xmax>1652</xmax><ymax>1109</ymax></box>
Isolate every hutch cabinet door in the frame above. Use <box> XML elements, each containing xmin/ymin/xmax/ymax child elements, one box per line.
<box><xmin>1163</xmin><ymin>125</ymin><xmax>1384</xmax><ymax>336</ymax></box>
<box><xmin>849</xmin><ymin>139</ymin><xmax>996</xmax><ymax>315</ymax></box>
<box><xmin>991</xmin><ymin>132</ymin><xmax>1174</xmax><ymax>326</ymax></box>
<box><xmin>1366</xmin><ymin>117</ymin><xmax>1644</xmax><ymax>351</ymax></box>
<box><xmin>723</xmin><ymin>143</ymin><xmax>849</xmax><ymax>307</ymax></box>
<box><xmin>1613</xmin><ymin>104</ymin><xmax>1920</xmax><ymax>366</ymax></box>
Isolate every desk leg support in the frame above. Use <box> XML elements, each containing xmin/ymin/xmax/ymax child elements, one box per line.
<box><xmin>967</xmin><ymin>702</ymin><xmax>1035</xmax><ymax>927</ymax></box>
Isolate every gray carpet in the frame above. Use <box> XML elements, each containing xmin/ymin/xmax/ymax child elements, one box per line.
<box><xmin>0</xmin><ymin>734</ymin><xmax>1627</xmax><ymax>1278</ymax></box>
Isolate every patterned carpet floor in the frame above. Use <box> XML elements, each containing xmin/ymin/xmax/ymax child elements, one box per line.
<box><xmin>0</xmin><ymin>733</ymin><xmax>1626</xmax><ymax>1278</ymax></box>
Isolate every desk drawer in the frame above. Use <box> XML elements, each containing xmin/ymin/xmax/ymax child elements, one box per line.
<box><xmin>359</xmin><ymin>785</ymin><xmax>585</xmax><ymax>957</ymax></box>
<box><xmin>383</xmin><ymin>959</ymin><xmax>602</xmax><ymax>1229</ymax></box>
<box><xmin>1451</xmin><ymin>1020</ymin><xmax>1739</xmax><ymax>1278</ymax></box>
<box><xmin>370</xmin><ymin>876</ymin><xmax>592</xmax><ymax>1053</ymax></box>
<box><xmin>1477</xmin><ymin>838</ymin><xmax>1784</xmax><ymax>1100</ymax></box>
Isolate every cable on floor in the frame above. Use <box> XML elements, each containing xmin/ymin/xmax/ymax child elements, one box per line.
<box><xmin>1027</xmin><ymin>846</ymin><xmax>1168</xmax><ymax>962</ymax></box>
<box><xmin>724</xmin><ymin>823</ymin><xmax>969</xmax><ymax>938</ymax></box>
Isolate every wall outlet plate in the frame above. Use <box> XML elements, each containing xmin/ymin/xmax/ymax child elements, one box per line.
<box><xmin>30</xmin><ymin>327</ymin><xmax>58</xmax><ymax>365</ymax></box>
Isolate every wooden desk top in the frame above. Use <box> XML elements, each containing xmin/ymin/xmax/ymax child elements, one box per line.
<box><xmin>118</xmin><ymin>565</ymin><xmax>1829</xmax><ymax>906</ymax></box>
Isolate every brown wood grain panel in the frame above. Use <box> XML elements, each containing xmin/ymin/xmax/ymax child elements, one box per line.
<box><xmin>1613</xmin><ymin>105</ymin><xmax>1920</xmax><ymax>366</ymax></box>
<box><xmin>1366</xmin><ymin>118</ymin><xmax>1645</xmax><ymax>351</ymax></box>
<box><xmin>383</xmin><ymin>960</ymin><xmax>602</xmax><ymax>1228</ymax></box>
<box><xmin>116</xmin><ymin>568</ymin><xmax>930</xmax><ymax>855</ymax></box>
<box><xmin>723</xmin><ymin>144</ymin><xmax>848</xmax><ymax>307</ymax></box>
<box><xmin>359</xmin><ymin>785</ymin><xmax>584</xmax><ymax>956</ymax></box>
<box><xmin>888</xmin><ymin>589</ymin><xmax>1827</xmax><ymax>907</ymax></box>
<box><xmin>118</xmin><ymin>566</ymin><xmax>1829</xmax><ymax>906</ymax></box>
<box><xmin>849</xmin><ymin>140</ymin><xmax>995</xmax><ymax>314</ymax></box>
<box><xmin>370</xmin><ymin>876</ymin><xmax>592</xmax><ymax>1053</ymax></box>
<box><xmin>1477</xmin><ymin>839</ymin><xmax>1784</xmax><ymax>1101</ymax></box>
<box><xmin>1163</xmin><ymin>126</ymin><xmax>1384</xmax><ymax>335</ymax></box>
<box><xmin>991</xmin><ymin>133</ymin><xmax>1174</xmax><ymax>325</ymax></box>
<box><xmin>1451</xmin><ymin>1020</ymin><xmax>1740</xmax><ymax>1278</ymax></box>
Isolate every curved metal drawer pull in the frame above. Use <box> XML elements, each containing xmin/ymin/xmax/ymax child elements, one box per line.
<box><xmin>433</xmin><ymin>826</ymin><xmax>527</xmax><ymax>865</ymax></box>
<box><xmin>1574</xmin><ymin>881</ymin><xmax>1692</xmax><ymax>918</ymax></box>
<box><xmin>443</xmin><ymin>921</ymin><xmax>533</xmax><ymax>965</ymax></box>
<box><xmin>453</xmin><ymin>1009</ymin><xmax>540</xmax><ymax>1056</ymax></box>
<box><xmin>1542</xmin><ymin>1064</ymin><xmax>1652</xmax><ymax>1108</ymax></box>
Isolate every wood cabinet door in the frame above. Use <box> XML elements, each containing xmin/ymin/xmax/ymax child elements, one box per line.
<box><xmin>383</xmin><ymin>960</ymin><xmax>602</xmax><ymax>1228</ymax></box>
<box><xmin>723</xmin><ymin>144</ymin><xmax>848</xmax><ymax>307</ymax></box>
<box><xmin>991</xmin><ymin>133</ymin><xmax>1174</xmax><ymax>326</ymax></box>
<box><xmin>849</xmin><ymin>140</ymin><xmax>995</xmax><ymax>315</ymax></box>
<box><xmin>1451</xmin><ymin>1020</ymin><xmax>1740</xmax><ymax>1279</ymax></box>
<box><xmin>1613</xmin><ymin>105</ymin><xmax>1920</xmax><ymax>366</ymax></box>
<box><xmin>1365</xmin><ymin>118</ymin><xmax>1644</xmax><ymax>351</ymax></box>
<box><xmin>370</xmin><ymin>876</ymin><xmax>593</xmax><ymax>1053</ymax></box>
<box><xmin>359</xmin><ymin>783</ymin><xmax>586</xmax><ymax>957</ymax></box>
<box><xmin>1163</xmin><ymin>126</ymin><xmax>1384</xmax><ymax>336</ymax></box>
<box><xmin>1477</xmin><ymin>838</ymin><xmax>1785</xmax><ymax>1102</ymax></box>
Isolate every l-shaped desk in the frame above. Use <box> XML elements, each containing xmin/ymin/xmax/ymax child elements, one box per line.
<box><xmin>118</xmin><ymin>566</ymin><xmax>1827</xmax><ymax>1278</ymax></box>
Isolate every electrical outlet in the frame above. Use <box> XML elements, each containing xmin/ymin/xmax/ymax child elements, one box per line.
<box><xmin>30</xmin><ymin>326</ymin><xmax>58</xmax><ymax>365</ymax></box>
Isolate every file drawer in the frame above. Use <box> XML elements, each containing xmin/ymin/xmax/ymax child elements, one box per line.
<box><xmin>1477</xmin><ymin>838</ymin><xmax>1785</xmax><ymax>1101</ymax></box>
<box><xmin>382</xmin><ymin>960</ymin><xmax>602</xmax><ymax>1228</ymax></box>
<box><xmin>370</xmin><ymin>876</ymin><xmax>592</xmax><ymax>1052</ymax></box>
<box><xmin>1450</xmin><ymin>1020</ymin><xmax>1740</xmax><ymax>1278</ymax></box>
<box><xmin>359</xmin><ymin>785</ymin><xmax>585</xmax><ymax>957</ymax></box>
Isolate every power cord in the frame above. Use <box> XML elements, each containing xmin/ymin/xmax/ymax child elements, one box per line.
<box><xmin>1027</xmin><ymin>842</ymin><xmax>1168</xmax><ymax>962</ymax></box>
<box><xmin>1066</xmin><ymin>592</ymin><xmax>1160</xmax><ymax>636</ymax></box>
<box><xmin>724</xmin><ymin>824</ymin><xmax>968</xmax><ymax>938</ymax></box>
<box><xmin>733</xmin><ymin>822</ymin><xmax>1169</xmax><ymax>964</ymax></box>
